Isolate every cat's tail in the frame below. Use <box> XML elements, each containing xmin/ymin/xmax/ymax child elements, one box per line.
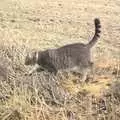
<box><xmin>87</xmin><ymin>18</ymin><xmax>101</xmax><ymax>48</ymax></box>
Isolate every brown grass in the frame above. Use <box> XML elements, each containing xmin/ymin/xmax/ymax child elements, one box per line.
<box><xmin>0</xmin><ymin>0</ymin><xmax>120</xmax><ymax>120</ymax></box>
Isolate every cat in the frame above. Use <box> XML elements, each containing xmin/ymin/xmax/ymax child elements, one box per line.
<box><xmin>25</xmin><ymin>18</ymin><xmax>101</xmax><ymax>82</ymax></box>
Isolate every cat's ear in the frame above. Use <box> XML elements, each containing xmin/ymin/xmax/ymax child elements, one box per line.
<box><xmin>30</xmin><ymin>49</ymin><xmax>37</xmax><ymax>58</ymax></box>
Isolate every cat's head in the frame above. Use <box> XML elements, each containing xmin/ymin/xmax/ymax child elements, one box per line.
<box><xmin>25</xmin><ymin>50</ymin><xmax>38</xmax><ymax>65</ymax></box>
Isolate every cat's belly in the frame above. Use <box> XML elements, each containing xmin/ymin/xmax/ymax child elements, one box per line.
<box><xmin>58</xmin><ymin>66</ymin><xmax>80</xmax><ymax>72</ymax></box>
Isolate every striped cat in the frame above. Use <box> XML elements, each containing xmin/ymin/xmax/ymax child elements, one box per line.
<box><xmin>25</xmin><ymin>18</ymin><xmax>101</xmax><ymax>82</ymax></box>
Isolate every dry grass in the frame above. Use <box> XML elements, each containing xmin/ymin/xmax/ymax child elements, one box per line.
<box><xmin>0</xmin><ymin>0</ymin><xmax>120</xmax><ymax>120</ymax></box>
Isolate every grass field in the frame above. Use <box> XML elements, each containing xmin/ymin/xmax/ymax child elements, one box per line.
<box><xmin>0</xmin><ymin>0</ymin><xmax>120</xmax><ymax>120</ymax></box>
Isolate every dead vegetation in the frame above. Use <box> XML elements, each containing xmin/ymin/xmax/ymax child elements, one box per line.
<box><xmin>0</xmin><ymin>0</ymin><xmax>120</xmax><ymax>120</ymax></box>
<box><xmin>0</xmin><ymin>38</ymin><xmax>119</xmax><ymax>120</ymax></box>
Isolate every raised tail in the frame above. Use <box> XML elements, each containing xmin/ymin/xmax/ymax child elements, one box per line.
<box><xmin>87</xmin><ymin>18</ymin><xmax>101</xmax><ymax>48</ymax></box>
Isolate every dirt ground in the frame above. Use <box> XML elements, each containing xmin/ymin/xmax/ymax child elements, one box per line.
<box><xmin>0</xmin><ymin>0</ymin><xmax>120</xmax><ymax>120</ymax></box>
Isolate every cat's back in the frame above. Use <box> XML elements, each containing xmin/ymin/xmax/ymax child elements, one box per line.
<box><xmin>57</xmin><ymin>43</ymin><xmax>89</xmax><ymax>55</ymax></box>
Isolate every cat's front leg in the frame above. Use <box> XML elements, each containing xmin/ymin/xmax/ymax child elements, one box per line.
<box><xmin>26</xmin><ymin>64</ymin><xmax>40</xmax><ymax>76</ymax></box>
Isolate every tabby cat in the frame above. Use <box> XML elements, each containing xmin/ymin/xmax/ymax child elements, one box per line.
<box><xmin>25</xmin><ymin>18</ymin><xmax>101</xmax><ymax>82</ymax></box>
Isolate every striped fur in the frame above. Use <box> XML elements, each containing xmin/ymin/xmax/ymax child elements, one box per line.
<box><xmin>87</xmin><ymin>18</ymin><xmax>101</xmax><ymax>48</ymax></box>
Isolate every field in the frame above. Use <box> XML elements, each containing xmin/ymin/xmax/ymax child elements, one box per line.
<box><xmin>0</xmin><ymin>0</ymin><xmax>120</xmax><ymax>120</ymax></box>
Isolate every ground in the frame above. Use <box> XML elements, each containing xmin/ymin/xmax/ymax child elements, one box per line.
<box><xmin>0</xmin><ymin>0</ymin><xmax>120</xmax><ymax>120</ymax></box>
